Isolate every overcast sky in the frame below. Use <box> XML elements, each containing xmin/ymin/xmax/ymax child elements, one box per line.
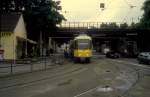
<box><xmin>60</xmin><ymin>0</ymin><xmax>145</xmax><ymax>23</ymax></box>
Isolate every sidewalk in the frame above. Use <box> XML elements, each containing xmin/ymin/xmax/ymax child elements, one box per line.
<box><xmin>0</xmin><ymin>63</ymin><xmax>77</xmax><ymax>90</ymax></box>
<box><xmin>0</xmin><ymin>54</ymin><xmax>65</xmax><ymax>77</ymax></box>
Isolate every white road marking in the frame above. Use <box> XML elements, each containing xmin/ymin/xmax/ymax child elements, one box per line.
<box><xmin>73</xmin><ymin>87</ymin><xmax>97</xmax><ymax>97</ymax></box>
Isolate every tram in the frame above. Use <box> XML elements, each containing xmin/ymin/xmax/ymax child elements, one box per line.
<box><xmin>69</xmin><ymin>34</ymin><xmax>92</xmax><ymax>63</ymax></box>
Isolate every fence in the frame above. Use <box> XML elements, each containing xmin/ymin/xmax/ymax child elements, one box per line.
<box><xmin>0</xmin><ymin>53</ymin><xmax>65</xmax><ymax>77</ymax></box>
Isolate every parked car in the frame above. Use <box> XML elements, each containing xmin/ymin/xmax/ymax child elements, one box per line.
<box><xmin>137</xmin><ymin>52</ymin><xmax>150</xmax><ymax>64</ymax></box>
<box><xmin>106</xmin><ymin>51</ymin><xmax>121</xmax><ymax>59</ymax></box>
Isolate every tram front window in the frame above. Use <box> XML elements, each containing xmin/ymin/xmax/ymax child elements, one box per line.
<box><xmin>78</xmin><ymin>42</ymin><xmax>90</xmax><ymax>49</ymax></box>
<box><xmin>76</xmin><ymin>40</ymin><xmax>91</xmax><ymax>49</ymax></box>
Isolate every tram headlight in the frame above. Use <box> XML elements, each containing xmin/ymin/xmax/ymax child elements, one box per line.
<box><xmin>86</xmin><ymin>53</ymin><xmax>89</xmax><ymax>56</ymax></box>
<box><xmin>78</xmin><ymin>54</ymin><xmax>82</xmax><ymax>57</ymax></box>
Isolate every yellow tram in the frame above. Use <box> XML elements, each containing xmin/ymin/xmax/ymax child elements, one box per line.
<box><xmin>70</xmin><ymin>34</ymin><xmax>92</xmax><ymax>63</ymax></box>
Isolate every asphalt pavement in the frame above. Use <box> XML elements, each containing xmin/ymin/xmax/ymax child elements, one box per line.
<box><xmin>0</xmin><ymin>56</ymin><xmax>150</xmax><ymax>97</ymax></box>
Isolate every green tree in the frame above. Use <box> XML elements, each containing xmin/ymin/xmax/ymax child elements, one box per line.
<box><xmin>100</xmin><ymin>22</ymin><xmax>119</xmax><ymax>29</ymax></box>
<box><xmin>107</xmin><ymin>22</ymin><xmax>119</xmax><ymax>29</ymax></box>
<box><xmin>1</xmin><ymin>0</ymin><xmax>65</xmax><ymax>39</ymax></box>
<box><xmin>24</xmin><ymin>0</ymin><xmax>65</xmax><ymax>56</ymax></box>
<box><xmin>0</xmin><ymin>0</ymin><xmax>25</xmax><ymax>12</ymax></box>
<box><xmin>24</xmin><ymin>0</ymin><xmax>65</xmax><ymax>39</ymax></box>
<box><xmin>141</xmin><ymin>0</ymin><xmax>150</xmax><ymax>28</ymax></box>
<box><xmin>100</xmin><ymin>23</ymin><xmax>109</xmax><ymax>29</ymax></box>
<box><xmin>120</xmin><ymin>23</ymin><xmax>128</xmax><ymax>29</ymax></box>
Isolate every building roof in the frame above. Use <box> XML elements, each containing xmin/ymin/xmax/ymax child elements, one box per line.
<box><xmin>0</xmin><ymin>13</ymin><xmax>21</xmax><ymax>32</ymax></box>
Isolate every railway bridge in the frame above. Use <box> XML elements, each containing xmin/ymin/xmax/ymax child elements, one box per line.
<box><xmin>50</xmin><ymin>22</ymin><xmax>150</xmax><ymax>55</ymax></box>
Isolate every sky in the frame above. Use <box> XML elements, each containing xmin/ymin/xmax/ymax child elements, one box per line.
<box><xmin>59</xmin><ymin>0</ymin><xmax>145</xmax><ymax>23</ymax></box>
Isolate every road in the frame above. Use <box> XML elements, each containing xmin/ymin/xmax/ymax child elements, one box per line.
<box><xmin>0</xmin><ymin>55</ymin><xmax>150</xmax><ymax>97</ymax></box>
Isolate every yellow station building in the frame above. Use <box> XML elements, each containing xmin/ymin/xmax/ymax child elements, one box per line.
<box><xmin>0</xmin><ymin>13</ymin><xmax>36</xmax><ymax>60</ymax></box>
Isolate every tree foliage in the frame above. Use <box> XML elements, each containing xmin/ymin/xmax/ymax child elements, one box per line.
<box><xmin>120</xmin><ymin>23</ymin><xmax>128</xmax><ymax>29</ymax></box>
<box><xmin>141</xmin><ymin>0</ymin><xmax>150</xmax><ymax>28</ymax></box>
<box><xmin>0</xmin><ymin>0</ymin><xmax>65</xmax><ymax>41</ymax></box>
<box><xmin>0</xmin><ymin>0</ymin><xmax>25</xmax><ymax>12</ymax></box>
<box><xmin>100</xmin><ymin>22</ymin><xmax>120</xmax><ymax>29</ymax></box>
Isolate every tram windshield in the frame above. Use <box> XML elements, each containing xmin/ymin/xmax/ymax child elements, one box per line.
<box><xmin>76</xmin><ymin>39</ymin><xmax>92</xmax><ymax>49</ymax></box>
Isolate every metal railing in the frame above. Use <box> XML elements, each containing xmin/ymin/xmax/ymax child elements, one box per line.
<box><xmin>0</xmin><ymin>53</ymin><xmax>65</xmax><ymax>77</ymax></box>
<box><xmin>58</xmin><ymin>21</ymin><xmax>126</xmax><ymax>29</ymax></box>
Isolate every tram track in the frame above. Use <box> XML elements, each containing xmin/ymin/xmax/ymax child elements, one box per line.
<box><xmin>0</xmin><ymin>58</ymin><xmax>149</xmax><ymax>97</ymax></box>
<box><xmin>120</xmin><ymin>67</ymin><xmax>141</xmax><ymax>97</ymax></box>
<box><xmin>107</xmin><ymin>59</ymin><xmax>145</xmax><ymax>97</ymax></box>
<box><xmin>0</xmin><ymin>63</ymin><xmax>85</xmax><ymax>90</ymax></box>
<box><xmin>66</xmin><ymin>59</ymin><xmax>141</xmax><ymax>97</ymax></box>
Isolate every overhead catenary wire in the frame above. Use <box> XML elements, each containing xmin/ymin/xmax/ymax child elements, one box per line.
<box><xmin>60</xmin><ymin>0</ymin><xmax>139</xmax><ymax>24</ymax></box>
<box><xmin>123</xmin><ymin>0</ymin><xmax>132</xmax><ymax>7</ymax></box>
<box><xmin>121</xmin><ymin>0</ymin><xmax>136</xmax><ymax>23</ymax></box>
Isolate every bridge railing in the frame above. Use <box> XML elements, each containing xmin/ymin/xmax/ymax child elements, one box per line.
<box><xmin>58</xmin><ymin>22</ymin><xmax>124</xmax><ymax>29</ymax></box>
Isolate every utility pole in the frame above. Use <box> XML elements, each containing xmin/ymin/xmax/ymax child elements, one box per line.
<box><xmin>40</xmin><ymin>31</ymin><xmax>43</xmax><ymax>56</ymax></box>
<box><xmin>0</xmin><ymin>32</ymin><xmax>1</xmax><ymax>49</ymax></box>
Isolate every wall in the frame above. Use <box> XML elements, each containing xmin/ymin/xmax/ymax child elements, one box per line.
<box><xmin>14</xmin><ymin>15</ymin><xmax>27</xmax><ymax>39</ymax></box>
<box><xmin>14</xmin><ymin>15</ymin><xmax>27</xmax><ymax>59</ymax></box>
<box><xmin>0</xmin><ymin>32</ymin><xmax>16</xmax><ymax>60</ymax></box>
<box><xmin>0</xmin><ymin>14</ymin><xmax>27</xmax><ymax>60</ymax></box>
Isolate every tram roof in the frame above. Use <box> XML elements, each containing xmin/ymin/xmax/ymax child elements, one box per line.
<box><xmin>74</xmin><ymin>34</ymin><xmax>92</xmax><ymax>40</ymax></box>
